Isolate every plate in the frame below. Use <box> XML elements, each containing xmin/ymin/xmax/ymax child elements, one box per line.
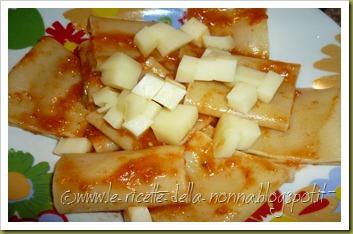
<box><xmin>8</xmin><ymin>8</ymin><xmax>341</xmax><ymax>222</ymax></box>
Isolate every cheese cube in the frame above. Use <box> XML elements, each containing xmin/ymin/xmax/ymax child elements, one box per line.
<box><xmin>100</xmin><ymin>52</ymin><xmax>142</xmax><ymax>90</ymax></box>
<box><xmin>134</xmin><ymin>26</ymin><xmax>159</xmax><ymax>57</ymax></box>
<box><xmin>149</xmin><ymin>23</ymin><xmax>193</xmax><ymax>56</ymax></box>
<box><xmin>201</xmin><ymin>47</ymin><xmax>231</xmax><ymax>58</ymax></box>
<box><xmin>195</xmin><ymin>56</ymin><xmax>237</xmax><ymax>82</ymax></box>
<box><xmin>143</xmin><ymin>100</ymin><xmax>162</xmax><ymax>119</ymax></box>
<box><xmin>227</xmin><ymin>82</ymin><xmax>257</xmax><ymax>113</ymax></box>
<box><xmin>257</xmin><ymin>71</ymin><xmax>284</xmax><ymax>103</ymax></box>
<box><xmin>116</xmin><ymin>89</ymin><xmax>131</xmax><ymax>111</ymax></box>
<box><xmin>235</xmin><ymin>118</ymin><xmax>261</xmax><ymax>150</ymax></box>
<box><xmin>123</xmin><ymin>93</ymin><xmax>148</xmax><ymax>121</ymax></box>
<box><xmin>233</xmin><ymin>65</ymin><xmax>266</xmax><ymax>87</ymax></box>
<box><xmin>132</xmin><ymin>73</ymin><xmax>165</xmax><ymax>99</ymax></box>
<box><xmin>175</xmin><ymin>55</ymin><xmax>200</xmax><ymax>83</ymax></box>
<box><xmin>212</xmin><ymin>113</ymin><xmax>261</xmax><ymax>154</ymax></box>
<box><xmin>124</xmin><ymin>207</ymin><xmax>152</xmax><ymax>222</ymax></box>
<box><xmin>180</xmin><ymin>17</ymin><xmax>210</xmax><ymax>47</ymax></box>
<box><xmin>153</xmin><ymin>79</ymin><xmax>186</xmax><ymax>110</ymax></box>
<box><xmin>92</xmin><ymin>87</ymin><xmax>119</xmax><ymax>107</ymax></box>
<box><xmin>151</xmin><ymin>104</ymin><xmax>198</xmax><ymax>145</ymax></box>
<box><xmin>54</xmin><ymin>138</ymin><xmax>92</xmax><ymax>155</ymax></box>
<box><xmin>123</xmin><ymin>115</ymin><xmax>153</xmax><ymax>137</ymax></box>
<box><xmin>103</xmin><ymin>106</ymin><xmax>124</xmax><ymax>129</ymax></box>
<box><xmin>92</xmin><ymin>87</ymin><xmax>120</xmax><ymax>113</ymax></box>
<box><xmin>213</xmin><ymin>113</ymin><xmax>241</xmax><ymax>158</ymax></box>
<box><xmin>214</xmin><ymin>128</ymin><xmax>241</xmax><ymax>158</ymax></box>
<box><xmin>203</xmin><ymin>35</ymin><xmax>235</xmax><ymax>51</ymax></box>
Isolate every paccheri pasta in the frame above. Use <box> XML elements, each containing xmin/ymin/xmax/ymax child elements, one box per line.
<box><xmin>8</xmin><ymin>8</ymin><xmax>340</xmax><ymax>222</ymax></box>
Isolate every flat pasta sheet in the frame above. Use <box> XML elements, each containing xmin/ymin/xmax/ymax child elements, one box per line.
<box><xmin>184</xmin><ymin>55</ymin><xmax>300</xmax><ymax>131</ymax></box>
<box><xmin>248</xmin><ymin>88</ymin><xmax>341</xmax><ymax>164</ymax></box>
<box><xmin>9</xmin><ymin>37</ymin><xmax>88</xmax><ymax>137</ymax></box>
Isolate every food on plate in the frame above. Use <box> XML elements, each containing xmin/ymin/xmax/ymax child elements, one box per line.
<box><xmin>53</xmin><ymin>137</ymin><xmax>92</xmax><ymax>155</ymax></box>
<box><xmin>8</xmin><ymin>8</ymin><xmax>341</xmax><ymax>222</ymax></box>
<box><xmin>184</xmin><ymin>54</ymin><xmax>300</xmax><ymax>131</ymax></box>
<box><xmin>53</xmin><ymin>145</ymin><xmax>187</xmax><ymax>213</ymax></box>
<box><xmin>149</xmin><ymin>131</ymin><xmax>294</xmax><ymax>221</ymax></box>
<box><xmin>9</xmin><ymin>37</ymin><xmax>89</xmax><ymax>137</ymax></box>
<box><xmin>247</xmin><ymin>88</ymin><xmax>341</xmax><ymax>164</ymax></box>
<box><xmin>124</xmin><ymin>207</ymin><xmax>153</xmax><ymax>222</ymax></box>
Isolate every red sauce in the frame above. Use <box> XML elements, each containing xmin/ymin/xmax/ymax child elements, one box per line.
<box><xmin>186</xmin><ymin>8</ymin><xmax>268</xmax><ymax>27</ymax></box>
<box><xmin>33</xmin><ymin>79</ymin><xmax>84</xmax><ymax>134</ymax></box>
<box><xmin>105</xmin><ymin>154</ymin><xmax>167</xmax><ymax>187</ymax></box>
<box><xmin>92</xmin><ymin>34</ymin><xmax>136</xmax><ymax>49</ymax></box>
<box><xmin>138</xmin><ymin>129</ymin><xmax>163</xmax><ymax>149</ymax></box>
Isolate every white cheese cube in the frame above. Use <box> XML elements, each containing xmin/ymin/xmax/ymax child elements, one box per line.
<box><xmin>153</xmin><ymin>79</ymin><xmax>186</xmax><ymax>110</ymax></box>
<box><xmin>201</xmin><ymin>47</ymin><xmax>231</xmax><ymax>58</ymax></box>
<box><xmin>151</xmin><ymin>104</ymin><xmax>198</xmax><ymax>145</ymax></box>
<box><xmin>233</xmin><ymin>65</ymin><xmax>266</xmax><ymax>87</ymax></box>
<box><xmin>92</xmin><ymin>87</ymin><xmax>120</xmax><ymax>113</ymax></box>
<box><xmin>100</xmin><ymin>52</ymin><xmax>142</xmax><ymax>90</ymax></box>
<box><xmin>143</xmin><ymin>100</ymin><xmax>162</xmax><ymax>119</ymax></box>
<box><xmin>214</xmin><ymin>128</ymin><xmax>241</xmax><ymax>158</ymax></box>
<box><xmin>123</xmin><ymin>115</ymin><xmax>153</xmax><ymax>137</ymax></box>
<box><xmin>257</xmin><ymin>71</ymin><xmax>284</xmax><ymax>103</ymax></box>
<box><xmin>235</xmin><ymin>118</ymin><xmax>261</xmax><ymax>150</ymax></box>
<box><xmin>103</xmin><ymin>106</ymin><xmax>124</xmax><ymax>129</ymax></box>
<box><xmin>213</xmin><ymin>113</ymin><xmax>241</xmax><ymax>158</ymax></box>
<box><xmin>92</xmin><ymin>87</ymin><xmax>120</xmax><ymax>107</ymax></box>
<box><xmin>149</xmin><ymin>23</ymin><xmax>193</xmax><ymax>56</ymax></box>
<box><xmin>227</xmin><ymin>82</ymin><xmax>257</xmax><ymax>113</ymax></box>
<box><xmin>124</xmin><ymin>207</ymin><xmax>152</xmax><ymax>222</ymax></box>
<box><xmin>116</xmin><ymin>89</ymin><xmax>131</xmax><ymax>111</ymax></box>
<box><xmin>54</xmin><ymin>138</ymin><xmax>92</xmax><ymax>155</ymax></box>
<box><xmin>175</xmin><ymin>55</ymin><xmax>200</xmax><ymax>83</ymax></box>
<box><xmin>203</xmin><ymin>35</ymin><xmax>235</xmax><ymax>51</ymax></box>
<box><xmin>180</xmin><ymin>17</ymin><xmax>210</xmax><ymax>47</ymax></box>
<box><xmin>132</xmin><ymin>73</ymin><xmax>165</xmax><ymax>99</ymax></box>
<box><xmin>123</xmin><ymin>93</ymin><xmax>148</xmax><ymax>121</ymax></box>
<box><xmin>134</xmin><ymin>26</ymin><xmax>159</xmax><ymax>57</ymax></box>
<box><xmin>195</xmin><ymin>56</ymin><xmax>237</xmax><ymax>82</ymax></box>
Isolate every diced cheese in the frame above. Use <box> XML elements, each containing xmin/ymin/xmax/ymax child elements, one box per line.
<box><xmin>212</xmin><ymin>113</ymin><xmax>261</xmax><ymax>155</ymax></box>
<box><xmin>134</xmin><ymin>26</ymin><xmax>159</xmax><ymax>57</ymax></box>
<box><xmin>203</xmin><ymin>35</ymin><xmax>235</xmax><ymax>51</ymax></box>
<box><xmin>143</xmin><ymin>100</ymin><xmax>162</xmax><ymax>119</ymax></box>
<box><xmin>116</xmin><ymin>89</ymin><xmax>131</xmax><ymax>111</ymax></box>
<box><xmin>149</xmin><ymin>23</ymin><xmax>193</xmax><ymax>56</ymax></box>
<box><xmin>100</xmin><ymin>52</ymin><xmax>142</xmax><ymax>90</ymax></box>
<box><xmin>132</xmin><ymin>73</ymin><xmax>165</xmax><ymax>99</ymax></box>
<box><xmin>213</xmin><ymin>113</ymin><xmax>242</xmax><ymax>158</ymax></box>
<box><xmin>92</xmin><ymin>87</ymin><xmax>120</xmax><ymax>107</ymax></box>
<box><xmin>235</xmin><ymin>118</ymin><xmax>261</xmax><ymax>150</ymax></box>
<box><xmin>123</xmin><ymin>115</ymin><xmax>153</xmax><ymax>137</ymax></box>
<box><xmin>54</xmin><ymin>138</ymin><xmax>92</xmax><ymax>155</ymax></box>
<box><xmin>124</xmin><ymin>207</ymin><xmax>152</xmax><ymax>222</ymax></box>
<box><xmin>92</xmin><ymin>87</ymin><xmax>120</xmax><ymax>113</ymax></box>
<box><xmin>201</xmin><ymin>47</ymin><xmax>231</xmax><ymax>58</ymax></box>
<box><xmin>195</xmin><ymin>56</ymin><xmax>237</xmax><ymax>82</ymax></box>
<box><xmin>103</xmin><ymin>106</ymin><xmax>124</xmax><ymax>129</ymax></box>
<box><xmin>233</xmin><ymin>65</ymin><xmax>266</xmax><ymax>87</ymax></box>
<box><xmin>257</xmin><ymin>71</ymin><xmax>284</xmax><ymax>103</ymax></box>
<box><xmin>151</xmin><ymin>104</ymin><xmax>198</xmax><ymax>145</ymax></box>
<box><xmin>180</xmin><ymin>17</ymin><xmax>210</xmax><ymax>47</ymax></box>
<box><xmin>227</xmin><ymin>82</ymin><xmax>257</xmax><ymax>113</ymax></box>
<box><xmin>153</xmin><ymin>79</ymin><xmax>186</xmax><ymax>110</ymax></box>
<box><xmin>175</xmin><ymin>55</ymin><xmax>200</xmax><ymax>83</ymax></box>
<box><xmin>123</xmin><ymin>93</ymin><xmax>148</xmax><ymax>121</ymax></box>
<box><xmin>214</xmin><ymin>128</ymin><xmax>241</xmax><ymax>158</ymax></box>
